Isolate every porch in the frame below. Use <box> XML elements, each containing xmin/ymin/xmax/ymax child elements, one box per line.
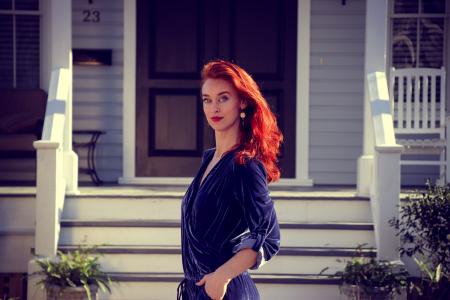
<box><xmin>0</xmin><ymin>0</ymin><xmax>448</xmax><ymax>299</ymax></box>
<box><xmin>0</xmin><ymin>185</ymin><xmax>376</xmax><ymax>299</ymax></box>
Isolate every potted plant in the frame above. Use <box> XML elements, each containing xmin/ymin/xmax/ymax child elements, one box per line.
<box><xmin>31</xmin><ymin>246</ymin><xmax>112</xmax><ymax>300</ymax></box>
<box><xmin>319</xmin><ymin>245</ymin><xmax>409</xmax><ymax>300</ymax></box>
<box><xmin>390</xmin><ymin>180</ymin><xmax>450</xmax><ymax>300</ymax></box>
<box><xmin>335</xmin><ymin>256</ymin><xmax>409</xmax><ymax>300</ymax></box>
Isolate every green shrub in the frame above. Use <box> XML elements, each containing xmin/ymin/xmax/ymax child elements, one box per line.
<box><xmin>31</xmin><ymin>246</ymin><xmax>112</xmax><ymax>300</ymax></box>
<box><xmin>390</xmin><ymin>180</ymin><xmax>450</xmax><ymax>298</ymax></box>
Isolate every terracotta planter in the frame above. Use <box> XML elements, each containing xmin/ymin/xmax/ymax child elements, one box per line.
<box><xmin>340</xmin><ymin>283</ymin><xmax>392</xmax><ymax>300</ymax></box>
<box><xmin>46</xmin><ymin>284</ymin><xmax>99</xmax><ymax>300</ymax></box>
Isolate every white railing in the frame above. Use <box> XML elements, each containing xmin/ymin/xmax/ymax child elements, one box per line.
<box><xmin>389</xmin><ymin>67</ymin><xmax>448</xmax><ymax>183</ymax></box>
<box><xmin>390</xmin><ymin>67</ymin><xmax>446</xmax><ymax>133</ymax></box>
<box><xmin>367</xmin><ymin>72</ymin><xmax>403</xmax><ymax>261</ymax></box>
<box><xmin>33</xmin><ymin>68</ymin><xmax>70</xmax><ymax>257</ymax></box>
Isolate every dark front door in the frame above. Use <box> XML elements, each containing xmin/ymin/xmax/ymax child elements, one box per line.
<box><xmin>136</xmin><ymin>0</ymin><xmax>297</xmax><ymax>178</ymax></box>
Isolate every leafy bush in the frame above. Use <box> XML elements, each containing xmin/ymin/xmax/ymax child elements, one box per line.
<box><xmin>390</xmin><ymin>180</ymin><xmax>450</xmax><ymax>298</ymax></box>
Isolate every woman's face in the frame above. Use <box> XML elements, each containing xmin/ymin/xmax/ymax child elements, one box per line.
<box><xmin>201</xmin><ymin>78</ymin><xmax>246</xmax><ymax>133</ymax></box>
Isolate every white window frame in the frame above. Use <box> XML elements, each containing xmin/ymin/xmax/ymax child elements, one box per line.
<box><xmin>387</xmin><ymin>0</ymin><xmax>450</xmax><ymax>110</ymax></box>
<box><xmin>0</xmin><ymin>0</ymin><xmax>41</xmax><ymax>88</ymax></box>
<box><xmin>388</xmin><ymin>0</ymin><xmax>448</xmax><ymax>70</ymax></box>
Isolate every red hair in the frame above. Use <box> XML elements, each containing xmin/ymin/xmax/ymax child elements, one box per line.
<box><xmin>201</xmin><ymin>60</ymin><xmax>283</xmax><ymax>182</ymax></box>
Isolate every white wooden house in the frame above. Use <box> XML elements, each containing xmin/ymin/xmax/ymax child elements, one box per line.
<box><xmin>0</xmin><ymin>0</ymin><xmax>448</xmax><ymax>299</ymax></box>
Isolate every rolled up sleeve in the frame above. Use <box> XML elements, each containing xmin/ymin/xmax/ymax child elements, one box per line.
<box><xmin>232</xmin><ymin>159</ymin><xmax>280</xmax><ymax>270</ymax></box>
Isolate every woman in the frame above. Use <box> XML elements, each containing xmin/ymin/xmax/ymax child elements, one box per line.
<box><xmin>177</xmin><ymin>60</ymin><xmax>282</xmax><ymax>300</ymax></box>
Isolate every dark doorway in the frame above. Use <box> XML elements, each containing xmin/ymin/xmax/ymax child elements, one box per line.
<box><xmin>136</xmin><ymin>0</ymin><xmax>297</xmax><ymax>177</ymax></box>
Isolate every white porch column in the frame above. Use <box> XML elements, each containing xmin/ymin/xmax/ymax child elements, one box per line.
<box><xmin>357</xmin><ymin>0</ymin><xmax>389</xmax><ymax>197</ymax></box>
<box><xmin>120</xmin><ymin>0</ymin><xmax>137</xmax><ymax>183</ymax></box>
<box><xmin>48</xmin><ymin>0</ymin><xmax>78</xmax><ymax>194</ymax></box>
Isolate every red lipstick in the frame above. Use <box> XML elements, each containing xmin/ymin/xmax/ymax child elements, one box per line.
<box><xmin>211</xmin><ymin>117</ymin><xmax>223</xmax><ymax>122</ymax></box>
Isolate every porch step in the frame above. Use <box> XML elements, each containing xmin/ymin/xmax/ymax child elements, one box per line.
<box><xmin>57</xmin><ymin>187</ymin><xmax>374</xmax><ymax>299</ymax></box>
<box><xmin>58</xmin><ymin>245</ymin><xmax>375</xmax><ymax>275</ymax></box>
<box><xmin>63</xmin><ymin>192</ymin><xmax>372</xmax><ymax>223</ymax></box>
<box><xmin>60</xmin><ymin>219</ymin><xmax>375</xmax><ymax>248</ymax></box>
<box><xmin>99</xmin><ymin>272</ymin><xmax>341</xmax><ymax>300</ymax></box>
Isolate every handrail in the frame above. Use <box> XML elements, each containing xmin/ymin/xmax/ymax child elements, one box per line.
<box><xmin>367</xmin><ymin>72</ymin><xmax>403</xmax><ymax>261</ymax></box>
<box><xmin>33</xmin><ymin>68</ymin><xmax>70</xmax><ymax>257</ymax></box>
<box><xmin>41</xmin><ymin>69</ymin><xmax>69</xmax><ymax>142</ymax></box>
<box><xmin>368</xmin><ymin>72</ymin><xmax>399</xmax><ymax>148</ymax></box>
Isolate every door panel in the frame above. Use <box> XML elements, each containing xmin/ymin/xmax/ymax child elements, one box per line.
<box><xmin>231</xmin><ymin>0</ymin><xmax>282</xmax><ymax>77</ymax></box>
<box><xmin>149</xmin><ymin>90</ymin><xmax>202</xmax><ymax>155</ymax></box>
<box><xmin>136</xmin><ymin>0</ymin><xmax>296</xmax><ymax>178</ymax></box>
<box><xmin>149</xmin><ymin>0</ymin><xmax>203</xmax><ymax>77</ymax></box>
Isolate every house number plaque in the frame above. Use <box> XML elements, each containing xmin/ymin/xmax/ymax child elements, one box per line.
<box><xmin>82</xmin><ymin>0</ymin><xmax>100</xmax><ymax>23</ymax></box>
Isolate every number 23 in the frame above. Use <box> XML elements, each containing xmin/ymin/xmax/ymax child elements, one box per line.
<box><xmin>83</xmin><ymin>10</ymin><xmax>100</xmax><ymax>23</ymax></box>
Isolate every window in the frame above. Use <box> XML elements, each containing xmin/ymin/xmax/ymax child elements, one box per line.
<box><xmin>390</xmin><ymin>0</ymin><xmax>447</xmax><ymax>69</ymax></box>
<box><xmin>0</xmin><ymin>0</ymin><xmax>40</xmax><ymax>88</ymax></box>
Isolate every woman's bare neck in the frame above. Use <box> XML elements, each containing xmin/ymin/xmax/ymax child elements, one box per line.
<box><xmin>215</xmin><ymin>138</ymin><xmax>240</xmax><ymax>157</ymax></box>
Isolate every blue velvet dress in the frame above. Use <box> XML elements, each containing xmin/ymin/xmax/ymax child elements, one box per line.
<box><xmin>177</xmin><ymin>147</ymin><xmax>281</xmax><ymax>299</ymax></box>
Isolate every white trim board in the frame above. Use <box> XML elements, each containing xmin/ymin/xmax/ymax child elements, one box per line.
<box><xmin>296</xmin><ymin>0</ymin><xmax>313</xmax><ymax>185</ymax></box>
<box><xmin>119</xmin><ymin>177</ymin><xmax>313</xmax><ymax>187</ymax></box>
<box><xmin>119</xmin><ymin>0</ymin><xmax>313</xmax><ymax>186</ymax></box>
<box><xmin>121</xmin><ymin>0</ymin><xmax>136</xmax><ymax>181</ymax></box>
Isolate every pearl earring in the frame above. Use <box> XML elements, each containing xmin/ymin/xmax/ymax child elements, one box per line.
<box><xmin>240</xmin><ymin>111</ymin><xmax>246</xmax><ymax>119</ymax></box>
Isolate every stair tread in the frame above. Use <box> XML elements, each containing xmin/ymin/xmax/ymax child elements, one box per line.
<box><xmin>0</xmin><ymin>185</ymin><xmax>418</xmax><ymax>199</ymax></box>
<box><xmin>108</xmin><ymin>272</ymin><xmax>341</xmax><ymax>284</ymax></box>
<box><xmin>61</xmin><ymin>186</ymin><xmax>368</xmax><ymax>200</ymax></box>
<box><xmin>65</xmin><ymin>194</ymin><xmax>370</xmax><ymax>201</ymax></box>
<box><xmin>60</xmin><ymin>219</ymin><xmax>374</xmax><ymax>231</ymax></box>
<box><xmin>61</xmin><ymin>219</ymin><xmax>373</xmax><ymax>227</ymax></box>
<box><xmin>57</xmin><ymin>245</ymin><xmax>376</xmax><ymax>257</ymax></box>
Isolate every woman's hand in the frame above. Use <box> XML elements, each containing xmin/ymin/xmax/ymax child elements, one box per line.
<box><xmin>196</xmin><ymin>270</ymin><xmax>231</xmax><ymax>300</ymax></box>
<box><xmin>196</xmin><ymin>248</ymin><xmax>257</xmax><ymax>299</ymax></box>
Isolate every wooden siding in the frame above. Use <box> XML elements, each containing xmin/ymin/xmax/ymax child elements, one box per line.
<box><xmin>72</xmin><ymin>0</ymin><xmax>123</xmax><ymax>183</ymax></box>
<box><xmin>309</xmin><ymin>0</ymin><xmax>366</xmax><ymax>185</ymax></box>
<box><xmin>308</xmin><ymin>0</ymin><xmax>438</xmax><ymax>186</ymax></box>
<box><xmin>1</xmin><ymin>0</ymin><xmax>439</xmax><ymax>187</ymax></box>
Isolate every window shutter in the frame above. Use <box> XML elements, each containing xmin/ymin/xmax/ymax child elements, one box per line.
<box><xmin>16</xmin><ymin>15</ymin><xmax>39</xmax><ymax>88</ymax></box>
<box><xmin>0</xmin><ymin>0</ymin><xmax>12</xmax><ymax>10</ymax></box>
<box><xmin>392</xmin><ymin>18</ymin><xmax>417</xmax><ymax>69</ymax></box>
<box><xmin>419</xmin><ymin>18</ymin><xmax>444</xmax><ymax>68</ymax></box>
<box><xmin>391</xmin><ymin>0</ymin><xmax>446</xmax><ymax>69</ymax></box>
<box><xmin>15</xmin><ymin>0</ymin><xmax>39</xmax><ymax>11</ymax></box>
<box><xmin>394</xmin><ymin>0</ymin><xmax>419</xmax><ymax>14</ymax></box>
<box><xmin>0</xmin><ymin>0</ymin><xmax>40</xmax><ymax>89</ymax></box>
<box><xmin>0</xmin><ymin>15</ymin><xmax>13</xmax><ymax>88</ymax></box>
<box><xmin>422</xmin><ymin>0</ymin><xmax>446</xmax><ymax>14</ymax></box>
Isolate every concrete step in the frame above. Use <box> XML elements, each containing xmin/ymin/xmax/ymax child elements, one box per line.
<box><xmin>97</xmin><ymin>272</ymin><xmax>341</xmax><ymax>300</ymax></box>
<box><xmin>60</xmin><ymin>219</ymin><xmax>375</xmax><ymax>248</ymax></box>
<box><xmin>58</xmin><ymin>245</ymin><xmax>376</xmax><ymax>275</ymax></box>
<box><xmin>63</xmin><ymin>193</ymin><xmax>372</xmax><ymax>223</ymax></box>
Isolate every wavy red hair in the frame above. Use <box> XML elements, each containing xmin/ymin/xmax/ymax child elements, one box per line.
<box><xmin>201</xmin><ymin>60</ymin><xmax>283</xmax><ymax>182</ymax></box>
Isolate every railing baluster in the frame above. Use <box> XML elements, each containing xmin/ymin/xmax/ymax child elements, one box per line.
<box><xmin>423</xmin><ymin>75</ymin><xmax>429</xmax><ymax>129</ymax></box>
<box><xmin>431</xmin><ymin>75</ymin><xmax>436</xmax><ymax>128</ymax></box>
<box><xmin>414</xmin><ymin>74</ymin><xmax>420</xmax><ymax>129</ymax></box>
<box><xmin>439</xmin><ymin>67</ymin><xmax>446</xmax><ymax>128</ymax></box>
<box><xmin>398</xmin><ymin>76</ymin><xmax>404</xmax><ymax>130</ymax></box>
<box><xmin>406</xmin><ymin>74</ymin><xmax>412</xmax><ymax>129</ymax></box>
